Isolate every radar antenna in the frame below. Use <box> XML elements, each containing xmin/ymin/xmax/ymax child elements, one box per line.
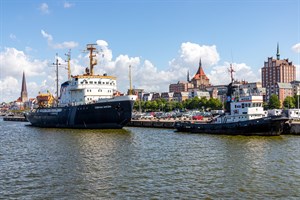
<box><xmin>84</xmin><ymin>44</ymin><xmax>98</xmax><ymax>75</ymax></box>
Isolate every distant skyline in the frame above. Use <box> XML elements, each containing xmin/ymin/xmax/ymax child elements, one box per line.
<box><xmin>1</xmin><ymin>0</ymin><xmax>300</xmax><ymax>102</ymax></box>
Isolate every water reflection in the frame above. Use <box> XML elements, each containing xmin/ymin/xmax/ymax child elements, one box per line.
<box><xmin>1</xmin><ymin>121</ymin><xmax>300</xmax><ymax>199</ymax></box>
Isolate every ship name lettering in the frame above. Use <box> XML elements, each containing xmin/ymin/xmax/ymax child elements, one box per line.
<box><xmin>95</xmin><ymin>105</ymin><xmax>112</xmax><ymax>109</ymax></box>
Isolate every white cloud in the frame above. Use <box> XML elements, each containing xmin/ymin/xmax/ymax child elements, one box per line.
<box><xmin>87</xmin><ymin>41</ymin><xmax>207</xmax><ymax>93</ymax></box>
<box><xmin>41</xmin><ymin>29</ymin><xmax>53</xmax><ymax>41</ymax></box>
<box><xmin>0</xmin><ymin>76</ymin><xmax>19</xmax><ymax>102</ymax></box>
<box><xmin>9</xmin><ymin>34</ymin><xmax>16</xmax><ymax>40</ymax></box>
<box><xmin>52</xmin><ymin>41</ymin><xmax>79</xmax><ymax>49</ymax></box>
<box><xmin>0</xmin><ymin>40</ymin><xmax>261</xmax><ymax>102</ymax></box>
<box><xmin>0</xmin><ymin>47</ymin><xmax>47</xmax><ymax>78</ymax></box>
<box><xmin>169</xmin><ymin>42</ymin><xmax>220</xmax><ymax>69</ymax></box>
<box><xmin>41</xmin><ymin>29</ymin><xmax>78</xmax><ymax>49</ymax></box>
<box><xmin>39</xmin><ymin>3</ymin><xmax>50</xmax><ymax>14</ymax></box>
<box><xmin>207</xmin><ymin>62</ymin><xmax>260</xmax><ymax>85</ymax></box>
<box><xmin>0</xmin><ymin>47</ymin><xmax>50</xmax><ymax>102</ymax></box>
<box><xmin>292</xmin><ymin>43</ymin><xmax>300</xmax><ymax>53</ymax></box>
<box><xmin>64</xmin><ymin>2</ymin><xmax>74</xmax><ymax>8</ymax></box>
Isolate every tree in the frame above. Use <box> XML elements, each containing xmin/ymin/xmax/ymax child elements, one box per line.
<box><xmin>268</xmin><ymin>94</ymin><xmax>281</xmax><ymax>109</ymax></box>
<box><xmin>294</xmin><ymin>94</ymin><xmax>300</xmax><ymax>109</ymax></box>
<box><xmin>283</xmin><ymin>96</ymin><xmax>295</xmax><ymax>109</ymax></box>
<box><xmin>207</xmin><ymin>98</ymin><xmax>223</xmax><ymax>110</ymax></box>
<box><xmin>189</xmin><ymin>97</ymin><xmax>200</xmax><ymax>109</ymax></box>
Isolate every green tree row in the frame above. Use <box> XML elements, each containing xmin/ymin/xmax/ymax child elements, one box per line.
<box><xmin>133</xmin><ymin>97</ymin><xmax>223</xmax><ymax>112</ymax></box>
<box><xmin>265</xmin><ymin>94</ymin><xmax>300</xmax><ymax>109</ymax></box>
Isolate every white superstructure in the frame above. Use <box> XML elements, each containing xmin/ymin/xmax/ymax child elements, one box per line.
<box><xmin>216</xmin><ymin>95</ymin><xmax>267</xmax><ymax>123</ymax></box>
<box><xmin>59</xmin><ymin>74</ymin><xmax>118</xmax><ymax>106</ymax></box>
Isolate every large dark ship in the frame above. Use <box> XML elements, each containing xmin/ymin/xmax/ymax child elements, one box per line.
<box><xmin>175</xmin><ymin>67</ymin><xmax>289</xmax><ymax>136</ymax></box>
<box><xmin>25</xmin><ymin>44</ymin><xmax>136</xmax><ymax>129</ymax></box>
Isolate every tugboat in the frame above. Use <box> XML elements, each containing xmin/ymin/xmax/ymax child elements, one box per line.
<box><xmin>25</xmin><ymin>44</ymin><xmax>136</xmax><ymax>128</ymax></box>
<box><xmin>174</xmin><ymin>67</ymin><xmax>289</xmax><ymax>136</ymax></box>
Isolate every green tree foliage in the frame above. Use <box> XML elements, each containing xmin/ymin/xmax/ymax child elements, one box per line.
<box><xmin>293</xmin><ymin>94</ymin><xmax>300</xmax><ymax>109</ymax></box>
<box><xmin>133</xmin><ymin>97</ymin><xmax>223</xmax><ymax>112</ymax></box>
<box><xmin>268</xmin><ymin>94</ymin><xmax>281</xmax><ymax>109</ymax></box>
<box><xmin>263</xmin><ymin>102</ymin><xmax>269</xmax><ymax>110</ymax></box>
<box><xmin>207</xmin><ymin>98</ymin><xmax>223</xmax><ymax>110</ymax></box>
<box><xmin>283</xmin><ymin>96</ymin><xmax>295</xmax><ymax>109</ymax></box>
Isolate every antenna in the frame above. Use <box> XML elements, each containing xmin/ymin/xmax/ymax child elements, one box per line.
<box><xmin>65</xmin><ymin>49</ymin><xmax>71</xmax><ymax>80</ymax></box>
<box><xmin>51</xmin><ymin>53</ymin><xmax>61</xmax><ymax>107</ymax></box>
<box><xmin>129</xmin><ymin>65</ymin><xmax>133</xmax><ymax>95</ymax></box>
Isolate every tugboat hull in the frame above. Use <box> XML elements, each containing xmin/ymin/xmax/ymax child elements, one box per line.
<box><xmin>25</xmin><ymin>98</ymin><xmax>134</xmax><ymax>129</ymax></box>
<box><xmin>174</xmin><ymin>117</ymin><xmax>289</xmax><ymax>136</ymax></box>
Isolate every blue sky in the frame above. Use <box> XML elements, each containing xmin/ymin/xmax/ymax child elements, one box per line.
<box><xmin>1</xmin><ymin>0</ymin><xmax>300</xmax><ymax>102</ymax></box>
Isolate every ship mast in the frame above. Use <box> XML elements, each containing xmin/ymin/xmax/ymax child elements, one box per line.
<box><xmin>65</xmin><ymin>49</ymin><xmax>71</xmax><ymax>80</ymax></box>
<box><xmin>129</xmin><ymin>65</ymin><xmax>132</xmax><ymax>95</ymax></box>
<box><xmin>86</xmin><ymin>44</ymin><xmax>98</xmax><ymax>75</ymax></box>
<box><xmin>52</xmin><ymin>53</ymin><xmax>61</xmax><ymax>107</ymax></box>
<box><xmin>228</xmin><ymin>64</ymin><xmax>235</xmax><ymax>83</ymax></box>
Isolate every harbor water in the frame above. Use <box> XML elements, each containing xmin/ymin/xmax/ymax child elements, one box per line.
<box><xmin>1</xmin><ymin>119</ymin><xmax>300</xmax><ymax>199</ymax></box>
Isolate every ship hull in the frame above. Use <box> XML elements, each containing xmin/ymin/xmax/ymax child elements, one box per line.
<box><xmin>174</xmin><ymin>116</ymin><xmax>289</xmax><ymax>136</ymax></box>
<box><xmin>25</xmin><ymin>97</ymin><xmax>135</xmax><ymax>129</ymax></box>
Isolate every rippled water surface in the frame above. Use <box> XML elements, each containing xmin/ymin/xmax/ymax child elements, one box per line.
<box><xmin>1</xmin><ymin>119</ymin><xmax>300</xmax><ymax>199</ymax></box>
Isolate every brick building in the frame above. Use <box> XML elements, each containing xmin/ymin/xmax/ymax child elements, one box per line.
<box><xmin>261</xmin><ymin>44</ymin><xmax>296</xmax><ymax>102</ymax></box>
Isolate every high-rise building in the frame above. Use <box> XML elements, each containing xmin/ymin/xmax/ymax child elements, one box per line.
<box><xmin>261</xmin><ymin>44</ymin><xmax>296</xmax><ymax>102</ymax></box>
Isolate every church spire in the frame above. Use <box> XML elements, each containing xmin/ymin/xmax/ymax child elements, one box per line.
<box><xmin>187</xmin><ymin>70</ymin><xmax>190</xmax><ymax>82</ymax></box>
<box><xmin>21</xmin><ymin>71</ymin><xmax>28</xmax><ymax>102</ymax></box>
<box><xmin>276</xmin><ymin>42</ymin><xmax>280</xmax><ymax>60</ymax></box>
<box><xmin>196</xmin><ymin>58</ymin><xmax>202</xmax><ymax>75</ymax></box>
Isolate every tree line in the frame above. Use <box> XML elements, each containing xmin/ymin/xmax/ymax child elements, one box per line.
<box><xmin>267</xmin><ymin>94</ymin><xmax>300</xmax><ymax>109</ymax></box>
<box><xmin>133</xmin><ymin>97</ymin><xmax>223</xmax><ymax>112</ymax></box>
<box><xmin>134</xmin><ymin>93</ymin><xmax>300</xmax><ymax>112</ymax></box>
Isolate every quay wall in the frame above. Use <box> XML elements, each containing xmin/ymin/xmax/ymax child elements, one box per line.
<box><xmin>2</xmin><ymin>116</ymin><xmax>28</xmax><ymax>122</ymax></box>
<box><xmin>285</xmin><ymin>121</ymin><xmax>300</xmax><ymax>135</ymax></box>
<box><xmin>127</xmin><ymin>119</ymin><xmax>176</xmax><ymax>129</ymax></box>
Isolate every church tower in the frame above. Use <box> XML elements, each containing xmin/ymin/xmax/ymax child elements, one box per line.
<box><xmin>21</xmin><ymin>71</ymin><xmax>28</xmax><ymax>102</ymax></box>
<box><xmin>191</xmin><ymin>58</ymin><xmax>210</xmax><ymax>90</ymax></box>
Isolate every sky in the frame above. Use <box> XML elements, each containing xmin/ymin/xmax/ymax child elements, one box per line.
<box><xmin>0</xmin><ymin>0</ymin><xmax>300</xmax><ymax>102</ymax></box>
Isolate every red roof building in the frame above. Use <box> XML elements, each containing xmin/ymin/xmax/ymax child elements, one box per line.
<box><xmin>191</xmin><ymin>59</ymin><xmax>210</xmax><ymax>90</ymax></box>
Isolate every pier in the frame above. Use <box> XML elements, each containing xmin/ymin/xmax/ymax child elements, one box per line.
<box><xmin>2</xmin><ymin>116</ymin><xmax>28</xmax><ymax>122</ymax></box>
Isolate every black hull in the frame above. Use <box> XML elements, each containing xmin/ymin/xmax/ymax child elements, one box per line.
<box><xmin>174</xmin><ymin>117</ymin><xmax>289</xmax><ymax>136</ymax></box>
<box><xmin>25</xmin><ymin>99</ymin><xmax>134</xmax><ymax>129</ymax></box>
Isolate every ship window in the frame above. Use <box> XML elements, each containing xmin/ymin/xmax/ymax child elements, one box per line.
<box><xmin>106</xmin><ymin>82</ymin><xmax>109</xmax><ymax>84</ymax></box>
<box><xmin>98</xmin><ymin>81</ymin><xmax>101</xmax><ymax>84</ymax></box>
<box><xmin>103</xmin><ymin>82</ymin><xmax>105</xmax><ymax>84</ymax></box>
<box><xmin>94</xmin><ymin>81</ymin><xmax>97</xmax><ymax>84</ymax></box>
<box><xmin>89</xmin><ymin>81</ymin><xmax>93</xmax><ymax>84</ymax></box>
